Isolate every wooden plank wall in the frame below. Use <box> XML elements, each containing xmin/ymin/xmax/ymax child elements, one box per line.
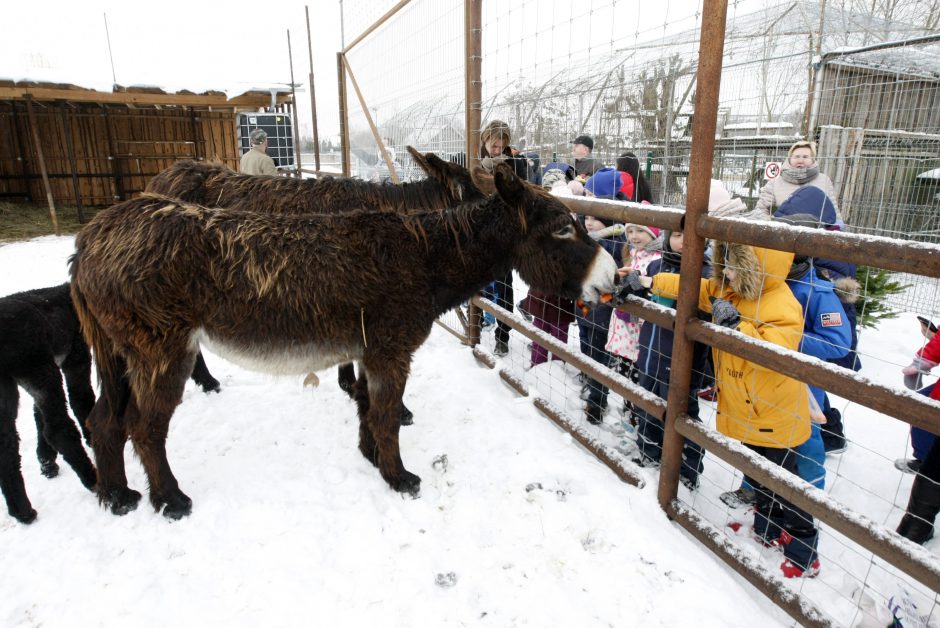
<box><xmin>816</xmin><ymin>65</ymin><xmax>940</xmax><ymax>134</ymax></box>
<box><xmin>0</xmin><ymin>102</ymin><xmax>243</xmax><ymax>207</ymax></box>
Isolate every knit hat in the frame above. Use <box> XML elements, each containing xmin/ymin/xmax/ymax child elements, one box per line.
<box><xmin>541</xmin><ymin>168</ymin><xmax>568</xmax><ymax>190</ymax></box>
<box><xmin>708</xmin><ymin>179</ymin><xmax>731</xmax><ymax>212</ymax></box>
<box><xmin>627</xmin><ymin>224</ymin><xmax>661</xmax><ymax>240</ymax></box>
<box><xmin>572</xmin><ymin>135</ymin><xmax>594</xmax><ymax>150</ymax></box>
<box><xmin>584</xmin><ymin>167</ymin><xmax>628</xmax><ymax>200</ymax></box>
<box><xmin>775</xmin><ymin>186</ymin><xmax>837</xmax><ymax>226</ymax></box>
<box><xmin>773</xmin><ymin>212</ymin><xmax>821</xmax><ymax>229</ymax></box>
<box><xmin>707</xmin><ymin>179</ymin><xmax>767</xmax><ymax>220</ymax></box>
<box><xmin>249</xmin><ymin>128</ymin><xmax>268</xmax><ymax>145</ymax></box>
<box><xmin>542</xmin><ymin>161</ymin><xmax>574</xmax><ymax>181</ymax></box>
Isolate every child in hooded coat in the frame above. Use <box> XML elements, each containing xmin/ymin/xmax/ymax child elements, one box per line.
<box><xmin>774</xmin><ymin>185</ymin><xmax>860</xmax><ymax>452</ymax></box>
<box><xmin>643</xmin><ymin>239</ymin><xmax>820</xmax><ymax>578</ymax></box>
<box><xmin>629</xmin><ymin>230</ymin><xmax>709</xmax><ymax>489</ymax></box>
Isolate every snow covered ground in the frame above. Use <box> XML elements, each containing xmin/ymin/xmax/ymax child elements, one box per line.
<box><xmin>0</xmin><ymin>236</ymin><xmax>936</xmax><ymax>627</ymax></box>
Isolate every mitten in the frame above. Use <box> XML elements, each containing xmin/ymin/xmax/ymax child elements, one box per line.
<box><xmin>709</xmin><ymin>296</ymin><xmax>741</xmax><ymax>329</ymax></box>
<box><xmin>610</xmin><ymin>269</ymin><xmax>648</xmax><ymax>305</ymax></box>
<box><xmin>902</xmin><ymin>356</ymin><xmax>937</xmax><ymax>390</ymax></box>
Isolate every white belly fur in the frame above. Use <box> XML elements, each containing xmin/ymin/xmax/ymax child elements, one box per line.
<box><xmin>194</xmin><ymin>329</ymin><xmax>358</xmax><ymax>376</ymax></box>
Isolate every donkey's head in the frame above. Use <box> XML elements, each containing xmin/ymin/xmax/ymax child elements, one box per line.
<box><xmin>407</xmin><ymin>146</ymin><xmax>490</xmax><ymax>204</ymax></box>
<box><xmin>492</xmin><ymin>162</ymin><xmax>618</xmax><ymax>303</ymax></box>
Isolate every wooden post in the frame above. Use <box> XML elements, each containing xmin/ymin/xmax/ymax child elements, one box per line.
<box><xmin>287</xmin><ymin>29</ymin><xmax>303</xmax><ymax>178</ymax></box>
<box><xmin>341</xmin><ymin>56</ymin><xmax>399</xmax><ymax>184</ymax></box>
<box><xmin>465</xmin><ymin>0</ymin><xmax>483</xmax><ymax>346</ymax></box>
<box><xmin>189</xmin><ymin>107</ymin><xmax>203</xmax><ymax>161</ymax></box>
<box><xmin>25</xmin><ymin>96</ymin><xmax>60</xmax><ymax>235</ymax></box>
<box><xmin>10</xmin><ymin>104</ymin><xmax>34</xmax><ymax>202</ymax></box>
<box><xmin>306</xmin><ymin>5</ymin><xmax>321</xmax><ymax>172</ymax></box>
<box><xmin>58</xmin><ymin>101</ymin><xmax>85</xmax><ymax>223</ymax></box>
<box><xmin>337</xmin><ymin>52</ymin><xmax>350</xmax><ymax>177</ymax></box>
<box><xmin>102</xmin><ymin>107</ymin><xmax>125</xmax><ymax>201</ymax></box>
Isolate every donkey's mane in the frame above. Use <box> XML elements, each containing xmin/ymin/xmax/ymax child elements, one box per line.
<box><xmin>149</xmin><ymin>161</ymin><xmax>457</xmax><ymax>215</ymax></box>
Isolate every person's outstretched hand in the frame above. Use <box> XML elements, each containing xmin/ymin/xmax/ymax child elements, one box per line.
<box><xmin>709</xmin><ymin>296</ymin><xmax>741</xmax><ymax>329</ymax></box>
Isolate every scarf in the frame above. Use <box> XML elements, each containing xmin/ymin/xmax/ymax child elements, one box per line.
<box><xmin>781</xmin><ymin>164</ymin><xmax>819</xmax><ymax>185</ymax></box>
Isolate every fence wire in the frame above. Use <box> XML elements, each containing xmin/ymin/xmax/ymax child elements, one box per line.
<box><xmin>340</xmin><ymin>0</ymin><xmax>940</xmax><ymax>623</ymax></box>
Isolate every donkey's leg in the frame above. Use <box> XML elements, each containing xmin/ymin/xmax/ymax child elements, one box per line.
<box><xmin>337</xmin><ymin>362</ymin><xmax>357</xmax><ymax>397</ymax></box>
<box><xmin>90</xmin><ymin>398</ymin><xmax>140</xmax><ymax>515</ymax></box>
<box><xmin>353</xmin><ymin>369</ymin><xmax>379</xmax><ymax>468</ymax></box>
<box><xmin>18</xmin><ymin>365</ymin><xmax>97</xmax><ymax>492</ymax></box>
<box><xmin>130</xmin><ymin>358</ymin><xmax>193</xmax><ymax>520</ymax></box>
<box><xmin>362</xmin><ymin>358</ymin><xmax>420</xmax><ymax>496</ymax></box>
<box><xmin>33</xmin><ymin>404</ymin><xmax>59</xmax><ymax>478</ymax></box>
<box><xmin>190</xmin><ymin>350</ymin><xmax>221</xmax><ymax>394</ymax></box>
<box><xmin>61</xmin><ymin>348</ymin><xmax>96</xmax><ymax>445</ymax></box>
<box><xmin>0</xmin><ymin>376</ymin><xmax>36</xmax><ymax>524</ymax></box>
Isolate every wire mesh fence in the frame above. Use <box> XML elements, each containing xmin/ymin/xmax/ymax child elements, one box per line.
<box><xmin>339</xmin><ymin>0</ymin><xmax>940</xmax><ymax>623</ymax></box>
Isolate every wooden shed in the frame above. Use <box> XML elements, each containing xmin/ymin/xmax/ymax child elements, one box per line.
<box><xmin>0</xmin><ymin>81</ymin><xmax>293</xmax><ymax>215</ymax></box>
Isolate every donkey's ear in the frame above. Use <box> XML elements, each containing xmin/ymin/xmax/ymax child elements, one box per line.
<box><xmin>407</xmin><ymin>146</ymin><xmax>433</xmax><ymax>174</ymax></box>
<box><xmin>493</xmin><ymin>161</ymin><xmax>527</xmax><ymax>208</ymax></box>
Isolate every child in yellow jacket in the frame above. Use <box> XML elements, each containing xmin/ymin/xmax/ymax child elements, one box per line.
<box><xmin>622</xmin><ymin>240</ymin><xmax>820</xmax><ymax>578</ymax></box>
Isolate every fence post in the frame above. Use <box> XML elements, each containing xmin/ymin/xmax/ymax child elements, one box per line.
<box><xmin>337</xmin><ymin>52</ymin><xmax>350</xmax><ymax>177</ymax></box>
<box><xmin>465</xmin><ymin>0</ymin><xmax>483</xmax><ymax>345</ymax></box>
<box><xmin>657</xmin><ymin>0</ymin><xmax>728</xmax><ymax>510</ymax></box>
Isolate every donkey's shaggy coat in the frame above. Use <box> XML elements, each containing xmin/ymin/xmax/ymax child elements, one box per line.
<box><xmin>146</xmin><ymin>149</ymin><xmax>487</xmax><ymax>421</ymax></box>
<box><xmin>71</xmin><ymin>160</ymin><xmax>617</xmax><ymax>519</ymax></box>
<box><xmin>0</xmin><ymin>284</ymin><xmax>97</xmax><ymax>523</ymax></box>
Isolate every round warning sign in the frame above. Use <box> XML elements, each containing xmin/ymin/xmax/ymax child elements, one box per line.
<box><xmin>765</xmin><ymin>162</ymin><xmax>782</xmax><ymax>179</ymax></box>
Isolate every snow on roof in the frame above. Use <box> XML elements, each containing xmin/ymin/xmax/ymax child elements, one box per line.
<box><xmin>918</xmin><ymin>168</ymin><xmax>940</xmax><ymax>180</ymax></box>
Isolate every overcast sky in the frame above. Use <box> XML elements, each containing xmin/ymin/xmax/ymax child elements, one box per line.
<box><xmin>2</xmin><ymin>0</ymin><xmax>774</xmax><ymax>142</ymax></box>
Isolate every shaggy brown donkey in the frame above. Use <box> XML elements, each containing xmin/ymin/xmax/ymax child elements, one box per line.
<box><xmin>71</xmin><ymin>159</ymin><xmax>618</xmax><ymax>519</ymax></box>
<box><xmin>146</xmin><ymin>148</ymin><xmax>487</xmax><ymax>424</ymax></box>
<box><xmin>0</xmin><ymin>284</ymin><xmax>97</xmax><ymax>523</ymax></box>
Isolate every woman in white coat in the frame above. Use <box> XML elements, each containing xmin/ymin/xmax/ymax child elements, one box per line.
<box><xmin>755</xmin><ymin>140</ymin><xmax>842</xmax><ymax>224</ymax></box>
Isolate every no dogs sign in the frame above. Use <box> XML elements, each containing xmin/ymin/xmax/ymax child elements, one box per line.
<box><xmin>765</xmin><ymin>162</ymin><xmax>782</xmax><ymax>179</ymax></box>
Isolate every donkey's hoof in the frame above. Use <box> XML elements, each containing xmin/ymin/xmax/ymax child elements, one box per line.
<box><xmin>106</xmin><ymin>487</ymin><xmax>142</xmax><ymax>516</ymax></box>
<box><xmin>200</xmin><ymin>378</ymin><xmax>222</xmax><ymax>394</ymax></box>
<box><xmin>400</xmin><ymin>405</ymin><xmax>414</xmax><ymax>426</ymax></box>
<box><xmin>11</xmin><ymin>507</ymin><xmax>38</xmax><ymax>524</ymax></box>
<box><xmin>391</xmin><ymin>471</ymin><xmax>421</xmax><ymax>498</ymax></box>
<box><xmin>39</xmin><ymin>459</ymin><xmax>60</xmax><ymax>478</ymax></box>
<box><xmin>162</xmin><ymin>493</ymin><xmax>193</xmax><ymax>520</ymax></box>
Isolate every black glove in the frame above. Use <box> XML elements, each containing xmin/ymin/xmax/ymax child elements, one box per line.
<box><xmin>610</xmin><ymin>269</ymin><xmax>649</xmax><ymax>305</ymax></box>
<box><xmin>709</xmin><ymin>296</ymin><xmax>741</xmax><ymax>329</ymax></box>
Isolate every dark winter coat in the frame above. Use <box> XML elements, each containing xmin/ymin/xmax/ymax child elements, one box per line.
<box><xmin>520</xmin><ymin>291</ymin><xmax>575</xmax><ymax>329</ymax></box>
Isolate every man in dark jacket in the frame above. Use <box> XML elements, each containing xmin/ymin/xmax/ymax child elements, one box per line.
<box><xmin>572</xmin><ymin>135</ymin><xmax>602</xmax><ymax>178</ymax></box>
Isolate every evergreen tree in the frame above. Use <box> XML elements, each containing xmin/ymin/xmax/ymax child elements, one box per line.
<box><xmin>853</xmin><ymin>266</ymin><xmax>910</xmax><ymax>329</ymax></box>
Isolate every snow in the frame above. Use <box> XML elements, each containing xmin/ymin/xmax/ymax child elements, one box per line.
<box><xmin>1</xmin><ymin>235</ymin><xmax>938</xmax><ymax>626</ymax></box>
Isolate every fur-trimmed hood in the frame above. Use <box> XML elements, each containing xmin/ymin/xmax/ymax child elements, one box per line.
<box><xmin>709</xmin><ymin>241</ymin><xmax>791</xmax><ymax>302</ymax></box>
<box><xmin>832</xmin><ymin>275</ymin><xmax>861</xmax><ymax>305</ymax></box>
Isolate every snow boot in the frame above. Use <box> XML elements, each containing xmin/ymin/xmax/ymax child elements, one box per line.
<box><xmin>897</xmin><ymin>473</ymin><xmax>940</xmax><ymax>544</ymax></box>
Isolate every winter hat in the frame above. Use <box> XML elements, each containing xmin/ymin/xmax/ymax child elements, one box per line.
<box><xmin>708</xmin><ymin>179</ymin><xmax>731</xmax><ymax>212</ymax></box>
<box><xmin>708</xmin><ymin>179</ymin><xmax>767</xmax><ymax>220</ymax></box>
<box><xmin>584</xmin><ymin>167</ymin><xmax>628</xmax><ymax>200</ymax></box>
<box><xmin>572</xmin><ymin>135</ymin><xmax>594</xmax><ymax>151</ymax></box>
<box><xmin>775</xmin><ymin>186</ymin><xmax>837</xmax><ymax>227</ymax></box>
<box><xmin>542</xmin><ymin>161</ymin><xmax>574</xmax><ymax>180</ymax></box>
<box><xmin>773</xmin><ymin>212</ymin><xmax>821</xmax><ymax>229</ymax></box>
<box><xmin>541</xmin><ymin>168</ymin><xmax>568</xmax><ymax>190</ymax></box>
<box><xmin>627</xmin><ymin>224</ymin><xmax>661</xmax><ymax>240</ymax></box>
<box><xmin>249</xmin><ymin>128</ymin><xmax>268</xmax><ymax>145</ymax></box>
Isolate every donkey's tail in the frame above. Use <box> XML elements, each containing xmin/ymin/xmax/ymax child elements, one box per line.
<box><xmin>69</xmin><ymin>252</ymin><xmax>131</xmax><ymax>420</ymax></box>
